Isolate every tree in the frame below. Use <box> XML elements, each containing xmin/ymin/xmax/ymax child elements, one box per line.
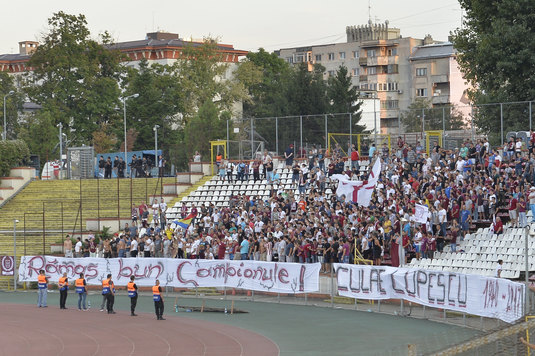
<box><xmin>18</xmin><ymin>109</ymin><xmax>58</xmax><ymax>164</ymax></box>
<box><xmin>451</xmin><ymin>0</ymin><xmax>535</xmax><ymax>141</ymax></box>
<box><xmin>184</xmin><ymin>100</ymin><xmax>227</xmax><ymax>159</ymax></box>
<box><xmin>0</xmin><ymin>72</ymin><xmax>24</xmax><ymax>139</ymax></box>
<box><xmin>92</xmin><ymin>123</ymin><xmax>117</xmax><ymax>153</ymax></box>
<box><xmin>401</xmin><ymin>99</ymin><xmax>465</xmax><ymax>133</ymax></box>
<box><xmin>25</xmin><ymin>12</ymin><xmax>124</xmax><ymax>144</ymax></box>
<box><xmin>327</xmin><ymin>65</ymin><xmax>366</xmax><ymax>134</ymax></box>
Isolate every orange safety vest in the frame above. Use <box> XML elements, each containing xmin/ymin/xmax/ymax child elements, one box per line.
<box><xmin>37</xmin><ymin>275</ymin><xmax>47</xmax><ymax>289</ymax></box>
<box><xmin>102</xmin><ymin>279</ymin><xmax>110</xmax><ymax>295</ymax></box>
<box><xmin>59</xmin><ymin>276</ymin><xmax>68</xmax><ymax>291</ymax></box>
<box><xmin>152</xmin><ymin>285</ymin><xmax>161</xmax><ymax>301</ymax></box>
<box><xmin>75</xmin><ymin>278</ymin><xmax>85</xmax><ymax>294</ymax></box>
<box><xmin>216</xmin><ymin>154</ymin><xmax>222</xmax><ymax>163</ymax></box>
<box><xmin>127</xmin><ymin>282</ymin><xmax>137</xmax><ymax>298</ymax></box>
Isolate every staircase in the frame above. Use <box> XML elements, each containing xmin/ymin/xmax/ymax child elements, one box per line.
<box><xmin>166</xmin><ymin>175</ymin><xmax>213</xmax><ymax>211</ymax></box>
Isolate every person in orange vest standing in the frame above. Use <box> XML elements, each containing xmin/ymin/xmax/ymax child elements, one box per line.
<box><xmin>102</xmin><ymin>273</ymin><xmax>116</xmax><ymax>314</ymax></box>
<box><xmin>75</xmin><ymin>273</ymin><xmax>88</xmax><ymax>311</ymax></box>
<box><xmin>127</xmin><ymin>276</ymin><xmax>138</xmax><ymax>316</ymax></box>
<box><xmin>37</xmin><ymin>269</ymin><xmax>48</xmax><ymax>308</ymax></box>
<box><xmin>58</xmin><ymin>272</ymin><xmax>69</xmax><ymax>309</ymax></box>
<box><xmin>152</xmin><ymin>279</ymin><xmax>165</xmax><ymax>320</ymax></box>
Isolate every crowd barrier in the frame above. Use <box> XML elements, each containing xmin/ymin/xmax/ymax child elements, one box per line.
<box><xmin>17</xmin><ymin>256</ymin><xmax>526</xmax><ymax>324</ymax></box>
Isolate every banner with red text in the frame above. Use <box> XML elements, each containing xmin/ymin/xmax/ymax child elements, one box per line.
<box><xmin>334</xmin><ymin>264</ymin><xmax>524</xmax><ymax>323</ymax></box>
<box><xmin>18</xmin><ymin>256</ymin><xmax>320</xmax><ymax>294</ymax></box>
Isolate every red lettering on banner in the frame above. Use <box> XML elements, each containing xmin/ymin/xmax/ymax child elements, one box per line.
<box><xmin>278</xmin><ymin>268</ymin><xmax>289</xmax><ymax>284</ymax></box>
<box><xmin>176</xmin><ymin>261</ymin><xmax>199</xmax><ymax>287</ymax></box>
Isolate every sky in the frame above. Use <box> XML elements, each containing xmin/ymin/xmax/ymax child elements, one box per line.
<box><xmin>0</xmin><ymin>0</ymin><xmax>463</xmax><ymax>54</ymax></box>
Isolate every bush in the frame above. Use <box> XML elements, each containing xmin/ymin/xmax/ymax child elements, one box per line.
<box><xmin>0</xmin><ymin>139</ymin><xmax>30</xmax><ymax>176</ymax></box>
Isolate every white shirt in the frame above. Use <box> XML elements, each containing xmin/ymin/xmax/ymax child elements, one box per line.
<box><xmin>130</xmin><ymin>239</ymin><xmax>138</xmax><ymax>252</ymax></box>
<box><xmin>75</xmin><ymin>241</ymin><xmax>82</xmax><ymax>253</ymax></box>
<box><xmin>438</xmin><ymin>208</ymin><xmax>447</xmax><ymax>223</ymax></box>
<box><xmin>495</xmin><ymin>264</ymin><xmax>502</xmax><ymax>278</ymax></box>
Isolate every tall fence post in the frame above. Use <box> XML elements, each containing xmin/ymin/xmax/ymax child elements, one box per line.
<box><xmin>226</xmin><ymin>119</ymin><xmax>229</xmax><ymax>158</ymax></box>
<box><xmin>442</xmin><ymin>107</ymin><xmax>446</xmax><ymax>149</ymax></box>
<box><xmin>275</xmin><ymin>117</ymin><xmax>279</xmax><ymax>156</ymax></box>
<box><xmin>250</xmin><ymin>118</ymin><xmax>254</xmax><ymax>159</ymax></box>
<box><xmin>470</xmin><ymin>105</ymin><xmax>474</xmax><ymax>142</ymax></box>
<box><xmin>117</xmin><ymin>175</ymin><xmax>120</xmax><ymax>229</ymax></box>
<box><xmin>330</xmin><ymin>264</ymin><xmax>334</xmax><ymax>308</ymax></box>
<box><xmin>97</xmin><ymin>174</ymin><xmax>101</xmax><ymax>231</ymax></box>
<box><xmin>500</xmin><ymin>103</ymin><xmax>504</xmax><ymax>146</ymax></box>
<box><xmin>42</xmin><ymin>202</ymin><xmax>45</xmax><ymax>255</ymax></box>
<box><xmin>300</xmin><ymin>115</ymin><xmax>303</xmax><ymax>159</ymax></box>
<box><xmin>525</xmin><ymin>226</ymin><xmax>530</xmax><ymax>315</ymax></box>
<box><xmin>349</xmin><ymin>113</ymin><xmax>353</xmax><ymax>149</ymax></box>
<box><xmin>324</xmin><ymin>114</ymin><xmax>328</xmax><ymax>151</ymax></box>
<box><xmin>530</xmin><ymin>101</ymin><xmax>532</xmax><ymax>132</ymax></box>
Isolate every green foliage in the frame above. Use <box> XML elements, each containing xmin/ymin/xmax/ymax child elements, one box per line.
<box><xmin>401</xmin><ymin>99</ymin><xmax>466</xmax><ymax>133</ymax></box>
<box><xmin>25</xmin><ymin>11</ymin><xmax>124</xmax><ymax>145</ymax></box>
<box><xmin>0</xmin><ymin>72</ymin><xmax>24</xmax><ymax>139</ymax></box>
<box><xmin>0</xmin><ymin>139</ymin><xmax>30</xmax><ymax>176</ymax></box>
<box><xmin>287</xmin><ymin>63</ymin><xmax>328</xmax><ymax>116</ymax></box>
<box><xmin>184</xmin><ymin>100</ymin><xmax>227</xmax><ymax>159</ymax></box>
<box><xmin>98</xmin><ymin>226</ymin><xmax>112</xmax><ymax>241</ymax></box>
<box><xmin>18</xmin><ymin>109</ymin><xmax>58</xmax><ymax>166</ymax></box>
<box><xmin>327</xmin><ymin>65</ymin><xmax>366</xmax><ymax>134</ymax></box>
<box><xmin>451</xmin><ymin>0</ymin><xmax>535</xmax><ymax>138</ymax></box>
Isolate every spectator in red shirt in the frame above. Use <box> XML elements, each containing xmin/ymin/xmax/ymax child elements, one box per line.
<box><xmin>493</xmin><ymin>217</ymin><xmax>504</xmax><ymax>235</ymax></box>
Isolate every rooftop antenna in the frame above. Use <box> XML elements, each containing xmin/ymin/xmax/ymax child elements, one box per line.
<box><xmin>152</xmin><ymin>12</ymin><xmax>155</xmax><ymax>32</ymax></box>
<box><xmin>368</xmin><ymin>0</ymin><xmax>372</xmax><ymax>23</ymax></box>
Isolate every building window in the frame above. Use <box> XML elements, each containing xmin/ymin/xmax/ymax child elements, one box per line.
<box><xmin>381</xmin><ymin>100</ymin><xmax>399</xmax><ymax>109</ymax></box>
<box><xmin>387</xmin><ymin>82</ymin><xmax>399</xmax><ymax>91</ymax></box>
<box><xmin>352</xmin><ymin>51</ymin><xmax>359</xmax><ymax>58</ymax></box>
<box><xmin>352</xmin><ymin>68</ymin><xmax>359</xmax><ymax>76</ymax></box>
<box><xmin>286</xmin><ymin>57</ymin><xmax>293</xmax><ymax>64</ymax></box>
<box><xmin>416</xmin><ymin>88</ymin><xmax>428</xmax><ymax>97</ymax></box>
<box><xmin>328</xmin><ymin>70</ymin><xmax>335</xmax><ymax>77</ymax></box>
<box><xmin>370</xmin><ymin>83</ymin><xmax>377</xmax><ymax>91</ymax></box>
<box><xmin>367</xmin><ymin>49</ymin><xmax>376</xmax><ymax>58</ymax></box>
<box><xmin>368</xmin><ymin>66</ymin><xmax>377</xmax><ymax>75</ymax></box>
<box><xmin>328</xmin><ymin>53</ymin><xmax>335</xmax><ymax>60</ymax></box>
<box><xmin>387</xmin><ymin>64</ymin><xmax>398</xmax><ymax>74</ymax></box>
<box><xmin>339</xmin><ymin>52</ymin><xmax>346</xmax><ymax>59</ymax></box>
<box><xmin>416</xmin><ymin>68</ymin><xmax>427</xmax><ymax>76</ymax></box>
<box><xmin>315</xmin><ymin>54</ymin><xmax>322</xmax><ymax>62</ymax></box>
<box><xmin>360</xmin><ymin>83</ymin><xmax>368</xmax><ymax>90</ymax></box>
<box><xmin>387</xmin><ymin>48</ymin><xmax>397</xmax><ymax>56</ymax></box>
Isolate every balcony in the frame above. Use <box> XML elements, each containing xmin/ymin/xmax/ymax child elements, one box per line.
<box><xmin>431</xmin><ymin>95</ymin><xmax>450</xmax><ymax>105</ymax></box>
<box><xmin>359</xmin><ymin>75</ymin><xmax>368</xmax><ymax>82</ymax></box>
<box><xmin>431</xmin><ymin>74</ymin><xmax>449</xmax><ymax>84</ymax></box>
<box><xmin>367</xmin><ymin>56</ymin><xmax>398</xmax><ymax>66</ymax></box>
<box><xmin>359</xmin><ymin>57</ymin><xmax>368</xmax><ymax>66</ymax></box>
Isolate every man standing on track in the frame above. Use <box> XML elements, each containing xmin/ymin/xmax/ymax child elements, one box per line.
<box><xmin>58</xmin><ymin>272</ymin><xmax>68</xmax><ymax>309</ymax></box>
<box><xmin>153</xmin><ymin>279</ymin><xmax>165</xmax><ymax>320</ymax></box>
<box><xmin>127</xmin><ymin>276</ymin><xmax>138</xmax><ymax>316</ymax></box>
<box><xmin>102</xmin><ymin>273</ymin><xmax>116</xmax><ymax>314</ymax></box>
<box><xmin>37</xmin><ymin>269</ymin><xmax>48</xmax><ymax>308</ymax></box>
<box><xmin>76</xmin><ymin>273</ymin><xmax>87</xmax><ymax>311</ymax></box>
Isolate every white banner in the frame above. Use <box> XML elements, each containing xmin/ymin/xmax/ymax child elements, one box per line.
<box><xmin>18</xmin><ymin>256</ymin><xmax>320</xmax><ymax>294</ymax></box>
<box><xmin>413</xmin><ymin>204</ymin><xmax>429</xmax><ymax>224</ymax></box>
<box><xmin>334</xmin><ymin>264</ymin><xmax>525</xmax><ymax>323</ymax></box>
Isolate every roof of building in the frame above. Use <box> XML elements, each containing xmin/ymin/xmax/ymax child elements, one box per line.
<box><xmin>410</xmin><ymin>42</ymin><xmax>457</xmax><ymax>60</ymax></box>
<box><xmin>107</xmin><ymin>38</ymin><xmax>245</xmax><ymax>53</ymax></box>
<box><xmin>0</xmin><ymin>53</ymin><xmax>29</xmax><ymax>61</ymax></box>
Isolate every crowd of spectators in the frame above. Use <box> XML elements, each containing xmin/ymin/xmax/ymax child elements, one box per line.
<box><xmin>70</xmin><ymin>132</ymin><xmax>535</xmax><ymax>271</ymax></box>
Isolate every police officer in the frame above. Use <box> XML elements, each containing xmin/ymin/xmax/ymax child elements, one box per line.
<box><xmin>152</xmin><ymin>279</ymin><xmax>165</xmax><ymax>320</ymax></box>
<box><xmin>37</xmin><ymin>269</ymin><xmax>48</xmax><ymax>308</ymax></box>
<box><xmin>102</xmin><ymin>273</ymin><xmax>116</xmax><ymax>314</ymax></box>
<box><xmin>58</xmin><ymin>272</ymin><xmax>69</xmax><ymax>309</ymax></box>
<box><xmin>75</xmin><ymin>273</ymin><xmax>87</xmax><ymax>311</ymax></box>
<box><xmin>127</xmin><ymin>276</ymin><xmax>138</xmax><ymax>316</ymax></box>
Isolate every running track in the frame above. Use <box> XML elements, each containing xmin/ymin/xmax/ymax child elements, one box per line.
<box><xmin>0</xmin><ymin>304</ymin><xmax>279</xmax><ymax>356</ymax></box>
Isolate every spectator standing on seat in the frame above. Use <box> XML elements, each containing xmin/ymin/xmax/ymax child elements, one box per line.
<box><xmin>37</xmin><ymin>269</ymin><xmax>48</xmax><ymax>308</ymax></box>
<box><xmin>74</xmin><ymin>237</ymin><xmax>82</xmax><ymax>258</ymax></box>
<box><xmin>285</xmin><ymin>144</ymin><xmax>294</xmax><ymax>168</ymax></box>
<box><xmin>64</xmin><ymin>235</ymin><xmax>72</xmax><ymax>258</ymax></box>
<box><xmin>495</xmin><ymin>260</ymin><xmax>503</xmax><ymax>278</ymax></box>
<box><xmin>350</xmin><ymin>145</ymin><xmax>359</xmax><ymax>173</ymax></box>
<box><xmin>265</xmin><ymin>159</ymin><xmax>274</xmax><ymax>184</ymax></box>
<box><xmin>75</xmin><ymin>273</ymin><xmax>87</xmax><ymax>311</ymax></box>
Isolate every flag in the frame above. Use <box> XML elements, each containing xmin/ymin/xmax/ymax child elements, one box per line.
<box><xmin>332</xmin><ymin>174</ymin><xmax>363</xmax><ymax>203</ymax></box>
<box><xmin>413</xmin><ymin>204</ymin><xmax>429</xmax><ymax>224</ymax></box>
<box><xmin>332</xmin><ymin>159</ymin><xmax>381</xmax><ymax>207</ymax></box>
<box><xmin>173</xmin><ymin>213</ymin><xmax>195</xmax><ymax>229</ymax></box>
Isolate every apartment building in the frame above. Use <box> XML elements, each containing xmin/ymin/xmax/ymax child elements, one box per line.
<box><xmin>276</xmin><ymin>21</ymin><xmax>469</xmax><ymax>134</ymax></box>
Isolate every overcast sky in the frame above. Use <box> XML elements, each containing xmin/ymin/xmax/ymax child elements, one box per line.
<box><xmin>0</xmin><ymin>0</ymin><xmax>463</xmax><ymax>54</ymax></box>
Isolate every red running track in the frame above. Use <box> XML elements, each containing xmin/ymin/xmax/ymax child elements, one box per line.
<box><xmin>0</xmin><ymin>304</ymin><xmax>279</xmax><ymax>356</ymax></box>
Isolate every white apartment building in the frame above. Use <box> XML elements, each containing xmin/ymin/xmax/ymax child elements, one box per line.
<box><xmin>276</xmin><ymin>21</ymin><xmax>469</xmax><ymax>134</ymax></box>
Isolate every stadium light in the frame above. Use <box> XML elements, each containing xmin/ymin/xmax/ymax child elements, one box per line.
<box><xmin>3</xmin><ymin>90</ymin><xmax>15</xmax><ymax>140</ymax></box>
<box><xmin>153</xmin><ymin>125</ymin><xmax>160</xmax><ymax>177</ymax></box>
<box><xmin>122</xmin><ymin>94</ymin><xmax>139</xmax><ymax>177</ymax></box>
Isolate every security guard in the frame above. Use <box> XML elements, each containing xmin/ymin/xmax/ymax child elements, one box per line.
<box><xmin>75</xmin><ymin>273</ymin><xmax>87</xmax><ymax>311</ymax></box>
<box><xmin>102</xmin><ymin>274</ymin><xmax>116</xmax><ymax>314</ymax></box>
<box><xmin>58</xmin><ymin>272</ymin><xmax>69</xmax><ymax>309</ymax></box>
<box><xmin>127</xmin><ymin>275</ymin><xmax>138</xmax><ymax>316</ymax></box>
<box><xmin>152</xmin><ymin>279</ymin><xmax>165</xmax><ymax>320</ymax></box>
<box><xmin>37</xmin><ymin>269</ymin><xmax>48</xmax><ymax>308</ymax></box>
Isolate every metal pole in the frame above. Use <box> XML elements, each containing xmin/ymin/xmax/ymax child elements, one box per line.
<box><xmin>442</xmin><ymin>107</ymin><xmax>446</xmax><ymax>149</ymax></box>
<box><xmin>275</xmin><ymin>117</ymin><xmax>279</xmax><ymax>156</ymax></box>
<box><xmin>42</xmin><ymin>202</ymin><xmax>45</xmax><ymax>254</ymax></box>
<box><xmin>470</xmin><ymin>105</ymin><xmax>474</xmax><ymax>142</ymax></box>
<box><xmin>526</xmin><ymin>226</ymin><xmax>530</xmax><ymax>315</ymax></box>
<box><xmin>97</xmin><ymin>174</ymin><xmax>100</xmax><ymax>231</ymax></box>
<box><xmin>117</xmin><ymin>175</ymin><xmax>120</xmax><ymax>228</ymax></box>
<box><xmin>58</xmin><ymin>122</ymin><xmax>63</xmax><ymax>179</ymax></box>
<box><xmin>3</xmin><ymin>94</ymin><xmax>6</xmax><ymax>140</ymax></box>
<box><xmin>250</xmin><ymin>118</ymin><xmax>254</xmax><ymax>159</ymax></box>
<box><xmin>324</xmin><ymin>114</ymin><xmax>328</xmax><ymax>151</ymax></box>
<box><xmin>373</xmin><ymin>96</ymin><xmax>377</xmax><ymax>145</ymax></box>
<box><xmin>13</xmin><ymin>219</ymin><xmax>17</xmax><ymax>291</ymax></box>
<box><xmin>226</xmin><ymin>119</ymin><xmax>230</xmax><ymax>158</ymax></box>
<box><xmin>123</xmin><ymin>99</ymin><xmax>128</xmax><ymax>176</ymax></box>
<box><xmin>349</xmin><ymin>113</ymin><xmax>353</xmax><ymax>150</ymax></box>
<box><xmin>422</xmin><ymin>108</ymin><xmax>425</xmax><ymax>135</ymax></box>
<box><xmin>330</xmin><ymin>264</ymin><xmax>334</xmax><ymax>308</ymax></box>
<box><xmin>530</xmin><ymin>101</ymin><xmax>532</xmax><ymax>132</ymax></box>
<box><xmin>500</xmin><ymin>103</ymin><xmax>504</xmax><ymax>146</ymax></box>
<box><xmin>300</xmin><ymin>116</ymin><xmax>303</xmax><ymax>159</ymax></box>
<box><xmin>154</xmin><ymin>125</ymin><xmax>159</xmax><ymax>177</ymax></box>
